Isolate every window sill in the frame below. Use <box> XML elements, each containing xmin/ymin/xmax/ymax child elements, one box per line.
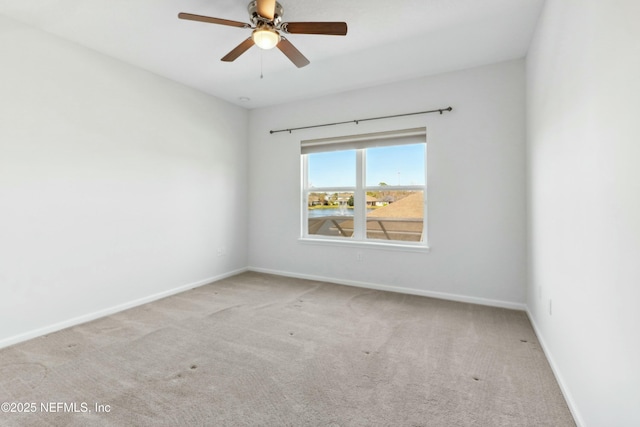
<box><xmin>298</xmin><ymin>237</ymin><xmax>430</xmax><ymax>253</ymax></box>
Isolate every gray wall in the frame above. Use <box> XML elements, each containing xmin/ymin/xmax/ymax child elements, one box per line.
<box><xmin>0</xmin><ymin>16</ymin><xmax>250</xmax><ymax>347</ymax></box>
<box><xmin>248</xmin><ymin>60</ymin><xmax>527</xmax><ymax>308</ymax></box>
<box><xmin>526</xmin><ymin>0</ymin><xmax>640</xmax><ymax>425</ymax></box>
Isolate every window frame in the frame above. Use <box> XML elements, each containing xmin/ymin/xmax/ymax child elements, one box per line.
<box><xmin>300</xmin><ymin>128</ymin><xmax>429</xmax><ymax>251</ymax></box>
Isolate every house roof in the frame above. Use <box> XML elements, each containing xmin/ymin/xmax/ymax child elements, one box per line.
<box><xmin>367</xmin><ymin>192</ymin><xmax>423</xmax><ymax>218</ymax></box>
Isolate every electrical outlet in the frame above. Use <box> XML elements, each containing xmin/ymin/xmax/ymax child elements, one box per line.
<box><xmin>549</xmin><ymin>299</ymin><xmax>552</xmax><ymax>315</ymax></box>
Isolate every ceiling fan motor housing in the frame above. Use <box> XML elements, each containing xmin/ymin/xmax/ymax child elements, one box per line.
<box><xmin>248</xmin><ymin>0</ymin><xmax>284</xmax><ymax>26</ymax></box>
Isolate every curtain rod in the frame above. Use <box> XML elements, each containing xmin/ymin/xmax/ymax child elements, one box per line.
<box><xmin>269</xmin><ymin>106</ymin><xmax>453</xmax><ymax>134</ymax></box>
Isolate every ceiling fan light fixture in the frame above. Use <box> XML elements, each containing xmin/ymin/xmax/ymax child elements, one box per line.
<box><xmin>252</xmin><ymin>28</ymin><xmax>280</xmax><ymax>50</ymax></box>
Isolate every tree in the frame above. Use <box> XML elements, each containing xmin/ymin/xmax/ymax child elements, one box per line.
<box><xmin>378</xmin><ymin>182</ymin><xmax>390</xmax><ymax>203</ymax></box>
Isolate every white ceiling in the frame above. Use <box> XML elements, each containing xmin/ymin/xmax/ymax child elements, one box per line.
<box><xmin>0</xmin><ymin>0</ymin><xmax>544</xmax><ymax>109</ymax></box>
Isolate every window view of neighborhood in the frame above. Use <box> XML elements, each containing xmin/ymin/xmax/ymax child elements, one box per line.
<box><xmin>303</xmin><ymin>140</ymin><xmax>426</xmax><ymax>244</ymax></box>
<box><xmin>307</xmin><ymin>189</ymin><xmax>424</xmax><ymax>242</ymax></box>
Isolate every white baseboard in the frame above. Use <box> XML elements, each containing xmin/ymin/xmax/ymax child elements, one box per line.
<box><xmin>525</xmin><ymin>309</ymin><xmax>584</xmax><ymax>427</ymax></box>
<box><xmin>248</xmin><ymin>266</ymin><xmax>527</xmax><ymax>311</ymax></box>
<box><xmin>0</xmin><ymin>267</ymin><xmax>248</xmax><ymax>350</ymax></box>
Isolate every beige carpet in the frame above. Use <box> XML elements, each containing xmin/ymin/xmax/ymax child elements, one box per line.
<box><xmin>0</xmin><ymin>272</ymin><xmax>575</xmax><ymax>426</ymax></box>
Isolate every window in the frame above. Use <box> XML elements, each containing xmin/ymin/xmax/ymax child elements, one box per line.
<box><xmin>301</xmin><ymin>128</ymin><xmax>427</xmax><ymax>247</ymax></box>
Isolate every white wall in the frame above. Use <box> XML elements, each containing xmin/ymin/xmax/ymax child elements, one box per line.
<box><xmin>248</xmin><ymin>60</ymin><xmax>527</xmax><ymax>307</ymax></box>
<box><xmin>0</xmin><ymin>16</ymin><xmax>249</xmax><ymax>347</ymax></box>
<box><xmin>526</xmin><ymin>1</ymin><xmax>640</xmax><ymax>425</ymax></box>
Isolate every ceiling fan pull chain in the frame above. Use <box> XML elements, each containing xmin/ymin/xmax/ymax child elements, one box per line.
<box><xmin>260</xmin><ymin>50</ymin><xmax>264</xmax><ymax>79</ymax></box>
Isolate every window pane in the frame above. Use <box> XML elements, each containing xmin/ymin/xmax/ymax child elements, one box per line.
<box><xmin>307</xmin><ymin>191</ymin><xmax>354</xmax><ymax>238</ymax></box>
<box><xmin>365</xmin><ymin>144</ymin><xmax>425</xmax><ymax>186</ymax></box>
<box><xmin>366</xmin><ymin>191</ymin><xmax>424</xmax><ymax>242</ymax></box>
<box><xmin>308</xmin><ymin>150</ymin><xmax>356</xmax><ymax>188</ymax></box>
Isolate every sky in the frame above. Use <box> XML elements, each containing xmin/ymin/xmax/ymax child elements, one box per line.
<box><xmin>307</xmin><ymin>143</ymin><xmax>425</xmax><ymax>188</ymax></box>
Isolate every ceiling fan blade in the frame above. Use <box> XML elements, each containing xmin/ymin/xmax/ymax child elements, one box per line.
<box><xmin>277</xmin><ymin>37</ymin><xmax>310</xmax><ymax>68</ymax></box>
<box><xmin>178</xmin><ymin>13</ymin><xmax>250</xmax><ymax>28</ymax></box>
<box><xmin>221</xmin><ymin>38</ymin><xmax>255</xmax><ymax>62</ymax></box>
<box><xmin>256</xmin><ymin>0</ymin><xmax>276</xmax><ymax>20</ymax></box>
<box><xmin>282</xmin><ymin>22</ymin><xmax>347</xmax><ymax>36</ymax></box>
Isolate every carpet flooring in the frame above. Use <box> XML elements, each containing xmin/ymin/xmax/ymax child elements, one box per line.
<box><xmin>0</xmin><ymin>272</ymin><xmax>575</xmax><ymax>426</ymax></box>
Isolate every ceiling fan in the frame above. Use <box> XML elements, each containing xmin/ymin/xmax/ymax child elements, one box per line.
<box><xmin>178</xmin><ymin>0</ymin><xmax>348</xmax><ymax>68</ymax></box>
